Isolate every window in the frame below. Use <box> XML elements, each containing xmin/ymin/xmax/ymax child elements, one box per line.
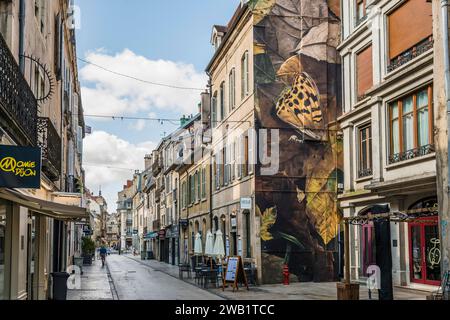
<box><xmin>212</xmin><ymin>92</ymin><xmax>218</xmax><ymax>127</ymax></box>
<box><xmin>241</xmin><ymin>51</ymin><xmax>250</xmax><ymax>99</ymax></box>
<box><xmin>389</xmin><ymin>85</ymin><xmax>434</xmax><ymax>164</ymax></box>
<box><xmin>220</xmin><ymin>82</ymin><xmax>226</xmax><ymax>121</ymax></box>
<box><xmin>356</xmin><ymin>45</ymin><xmax>373</xmax><ymax>100</ymax></box>
<box><xmin>201</xmin><ymin>167</ymin><xmax>206</xmax><ymax>199</ymax></box>
<box><xmin>229</xmin><ymin>68</ymin><xmax>236</xmax><ymax>111</ymax></box>
<box><xmin>248</xmin><ymin>130</ymin><xmax>254</xmax><ymax>174</ymax></box>
<box><xmin>181</xmin><ymin>181</ymin><xmax>186</xmax><ymax>208</ymax></box>
<box><xmin>358</xmin><ymin>125</ymin><xmax>372</xmax><ymax>178</ymax></box>
<box><xmin>196</xmin><ymin>170</ymin><xmax>200</xmax><ymax>202</ymax></box>
<box><xmin>189</xmin><ymin>175</ymin><xmax>195</xmax><ymax>204</ymax></box>
<box><xmin>387</xmin><ymin>0</ymin><xmax>433</xmax><ymax>71</ymax></box>
<box><xmin>356</xmin><ymin>0</ymin><xmax>366</xmax><ymax>24</ymax></box>
<box><xmin>243</xmin><ymin>135</ymin><xmax>249</xmax><ymax>177</ymax></box>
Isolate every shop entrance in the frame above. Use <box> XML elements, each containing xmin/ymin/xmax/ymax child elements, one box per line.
<box><xmin>361</xmin><ymin>222</ymin><xmax>376</xmax><ymax>276</ymax></box>
<box><xmin>409</xmin><ymin>216</ymin><xmax>441</xmax><ymax>286</ymax></box>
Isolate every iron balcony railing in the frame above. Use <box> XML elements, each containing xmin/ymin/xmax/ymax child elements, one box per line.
<box><xmin>388</xmin><ymin>144</ymin><xmax>435</xmax><ymax>165</ymax></box>
<box><xmin>0</xmin><ymin>33</ymin><xmax>38</xmax><ymax>146</ymax></box>
<box><xmin>387</xmin><ymin>36</ymin><xmax>434</xmax><ymax>73</ymax></box>
<box><xmin>37</xmin><ymin>117</ymin><xmax>62</xmax><ymax>181</ymax></box>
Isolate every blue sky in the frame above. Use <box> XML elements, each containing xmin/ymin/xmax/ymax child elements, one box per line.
<box><xmin>75</xmin><ymin>0</ymin><xmax>240</xmax><ymax>210</ymax></box>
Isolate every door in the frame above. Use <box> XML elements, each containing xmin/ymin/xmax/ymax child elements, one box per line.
<box><xmin>361</xmin><ymin>222</ymin><xmax>376</xmax><ymax>276</ymax></box>
<box><xmin>408</xmin><ymin>217</ymin><xmax>441</xmax><ymax>286</ymax></box>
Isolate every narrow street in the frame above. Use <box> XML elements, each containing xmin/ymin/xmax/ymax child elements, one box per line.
<box><xmin>81</xmin><ymin>255</ymin><xmax>223</xmax><ymax>300</ymax></box>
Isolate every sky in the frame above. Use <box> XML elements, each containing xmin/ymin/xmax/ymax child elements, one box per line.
<box><xmin>75</xmin><ymin>0</ymin><xmax>241</xmax><ymax>212</ymax></box>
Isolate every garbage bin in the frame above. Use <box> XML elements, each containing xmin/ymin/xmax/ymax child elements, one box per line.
<box><xmin>147</xmin><ymin>251</ymin><xmax>154</xmax><ymax>260</ymax></box>
<box><xmin>51</xmin><ymin>272</ymin><xmax>70</xmax><ymax>300</ymax></box>
<box><xmin>141</xmin><ymin>251</ymin><xmax>146</xmax><ymax>260</ymax></box>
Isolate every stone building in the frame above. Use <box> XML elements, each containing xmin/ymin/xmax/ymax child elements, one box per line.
<box><xmin>0</xmin><ymin>0</ymin><xmax>87</xmax><ymax>300</ymax></box>
<box><xmin>338</xmin><ymin>0</ymin><xmax>440</xmax><ymax>289</ymax></box>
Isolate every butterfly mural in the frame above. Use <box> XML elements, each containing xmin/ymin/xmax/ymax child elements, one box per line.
<box><xmin>275</xmin><ymin>72</ymin><xmax>324</xmax><ymax>141</ymax></box>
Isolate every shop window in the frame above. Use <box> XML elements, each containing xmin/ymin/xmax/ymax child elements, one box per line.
<box><xmin>356</xmin><ymin>45</ymin><xmax>373</xmax><ymax>101</ymax></box>
<box><xmin>389</xmin><ymin>85</ymin><xmax>434</xmax><ymax>164</ymax></box>
<box><xmin>387</xmin><ymin>0</ymin><xmax>433</xmax><ymax>72</ymax></box>
<box><xmin>358</xmin><ymin>124</ymin><xmax>372</xmax><ymax>178</ymax></box>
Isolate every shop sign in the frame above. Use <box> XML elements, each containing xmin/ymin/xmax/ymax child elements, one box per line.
<box><xmin>179</xmin><ymin>219</ymin><xmax>188</xmax><ymax>227</ymax></box>
<box><xmin>240</xmin><ymin>197</ymin><xmax>252</xmax><ymax>210</ymax></box>
<box><xmin>230</xmin><ymin>217</ymin><xmax>237</xmax><ymax>228</ymax></box>
<box><xmin>0</xmin><ymin>145</ymin><xmax>42</xmax><ymax>189</ymax></box>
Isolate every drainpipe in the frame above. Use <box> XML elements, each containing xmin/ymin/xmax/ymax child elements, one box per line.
<box><xmin>18</xmin><ymin>0</ymin><xmax>25</xmax><ymax>72</ymax></box>
<box><xmin>206</xmin><ymin>72</ymin><xmax>213</xmax><ymax>231</ymax></box>
<box><xmin>442</xmin><ymin>0</ymin><xmax>450</xmax><ymax>278</ymax></box>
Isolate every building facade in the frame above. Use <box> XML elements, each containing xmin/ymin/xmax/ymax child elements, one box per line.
<box><xmin>338</xmin><ymin>0</ymin><xmax>440</xmax><ymax>288</ymax></box>
<box><xmin>0</xmin><ymin>0</ymin><xmax>87</xmax><ymax>300</ymax></box>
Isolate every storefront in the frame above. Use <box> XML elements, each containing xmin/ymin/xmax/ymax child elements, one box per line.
<box><xmin>407</xmin><ymin>198</ymin><xmax>441</xmax><ymax>286</ymax></box>
<box><xmin>166</xmin><ymin>225</ymin><xmax>179</xmax><ymax>266</ymax></box>
<box><xmin>0</xmin><ymin>188</ymin><xmax>88</xmax><ymax>300</ymax></box>
<box><xmin>158</xmin><ymin>229</ymin><xmax>169</xmax><ymax>263</ymax></box>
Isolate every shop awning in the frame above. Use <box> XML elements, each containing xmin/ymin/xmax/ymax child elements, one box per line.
<box><xmin>0</xmin><ymin>188</ymin><xmax>88</xmax><ymax>220</ymax></box>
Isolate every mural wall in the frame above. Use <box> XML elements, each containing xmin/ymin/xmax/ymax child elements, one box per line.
<box><xmin>251</xmin><ymin>0</ymin><xmax>343</xmax><ymax>283</ymax></box>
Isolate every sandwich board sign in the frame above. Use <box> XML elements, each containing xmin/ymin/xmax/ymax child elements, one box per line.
<box><xmin>222</xmin><ymin>256</ymin><xmax>249</xmax><ymax>292</ymax></box>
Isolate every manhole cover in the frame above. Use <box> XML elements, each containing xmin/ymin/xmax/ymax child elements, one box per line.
<box><xmin>128</xmin><ymin>271</ymin><xmax>136</xmax><ymax>273</ymax></box>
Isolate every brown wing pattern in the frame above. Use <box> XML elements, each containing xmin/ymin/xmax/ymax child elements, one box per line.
<box><xmin>275</xmin><ymin>72</ymin><xmax>323</xmax><ymax>140</ymax></box>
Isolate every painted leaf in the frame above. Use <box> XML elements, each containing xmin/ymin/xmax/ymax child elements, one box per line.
<box><xmin>305</xmin><ymin>136</ymin><xmax>343</xmax><ymax>245</ymax></box>
<box><xmin>250</xmin><ymin>0</ymin><xmax>276</xmax><ymax>25</ymax></box>
<box><xmin>259</xmin><ymin>206</ymin><xmax>277</xmax><ymax>241</ymax></box>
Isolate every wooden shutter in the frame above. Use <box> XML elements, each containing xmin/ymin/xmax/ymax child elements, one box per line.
<box><xmin>357</xmin><ymin>45</ymin><xmax>373</xmax><ymax>97</ymax></box>
<box><xmin>388</xmin><ymin>0</ymin><xmax>432</xmax><ymax>59</ymax></box>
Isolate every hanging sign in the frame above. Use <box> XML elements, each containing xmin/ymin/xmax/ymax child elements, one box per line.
<box><xmin>240</xmin><ymin>197</ymin><xmax>252</xmax><ymax>210</ymax></box>
<box><xmin>222</xmin><ymin>256</ymin><xmax>249</xmax><ymax>292</ymax></box>
<box><xmin>0</xmin><ymin>145</ymin><xmax>42</xmax><ymax>189</ymax></box>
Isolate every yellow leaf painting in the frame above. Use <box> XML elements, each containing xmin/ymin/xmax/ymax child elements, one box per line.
<box><xmin>259</xmin><ymin>206</ymin><xmax>278</xmax><ymax>241</ymax></box>
<box><xmin>305</xmin><ymin>132</ymin><xmax>343</xmax><ymax>245</ymax></box>
<box><xmin>251</xmin><ymin>0</ymin><xmax>276</xmax><ymax>25</ymax></box>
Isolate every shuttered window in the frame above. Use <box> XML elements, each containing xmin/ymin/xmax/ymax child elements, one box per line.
<box><xmin>357</xmin><ymin>45</ymin><xmax>373</xmax><ymax>100</ymax></box>
<box><xmin>388</xmin><ymin>0</ymin><xmax>432</xmax><ymax>60</ymax></box>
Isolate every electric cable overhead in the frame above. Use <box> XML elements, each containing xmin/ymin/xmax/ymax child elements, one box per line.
<box><xmin>77</xmin><ymin>57</ymin><xmax>206</xmax><ymax>91</ymax></box>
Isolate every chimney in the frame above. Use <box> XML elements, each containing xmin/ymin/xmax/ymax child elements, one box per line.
<box><xmin>126</xmin><ymin>180</ymin><xmax>133</xmax><ymax>188</ymax></box>
<box><xmin>144</xmin><ymin>154</ymin><xmax>152</xmax><ymax>170</ymax></box>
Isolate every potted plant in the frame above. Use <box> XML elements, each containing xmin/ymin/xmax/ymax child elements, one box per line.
<box><xmin>82</xmin><ymin>237</ymin><xmax>95</xmax><ymax>265</ymax></box>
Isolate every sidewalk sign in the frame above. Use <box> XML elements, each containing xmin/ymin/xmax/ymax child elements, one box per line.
<box><xmin>222</xmin><ymin>256</ymin><xmax>249</xmax><ymax>292</ymax></box>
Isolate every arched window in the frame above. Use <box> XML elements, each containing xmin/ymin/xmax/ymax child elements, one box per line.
<box><xmin>229</xmin><ymin>68</ymin><xmax>236</xmax><ymax>111</ymax></box>
<box><xmin>212</xmin><ymin>92</ymin><xmax>218</xmax><ymax>127</ymax></box>
<box><xmin>241</xmin><ymin>51</ymin><xmax>249</xmax><ymax>99</ymax></box>
<box><xmin>220</xmin><ymin>81</ymin><xmax>226</xmax><ymax>120</ymax></box>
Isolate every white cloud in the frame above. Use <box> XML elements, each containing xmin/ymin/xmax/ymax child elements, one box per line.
<box><xmin>79</xmin><ymin>49</ymin><xmax>207</xmax><ymax>116</ymax></box>
<box><xmin>83</xmin><ymin>130</ymin><xmax>155</xmax><ymax>210</ymax></box>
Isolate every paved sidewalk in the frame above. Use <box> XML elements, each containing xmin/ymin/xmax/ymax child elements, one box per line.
<box><xmin>124</xmin><ymin>254</ymin><xmax>429</xmax><ymax>300</ymax></box>
<box><xmin>67</xmin><ymin>258</ymin><xmax>114</xmax><ymax>300</ymax></box>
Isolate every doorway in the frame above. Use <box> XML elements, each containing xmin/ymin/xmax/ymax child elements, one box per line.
<box><xmin>408</xmin><ymin>216</ymin><xmax>441</xmax><ymax>286</ymax></box>
<box><xmin>361</xmin><ymin>222</ymin><xmax>376</xmax><ymax>276</ymax></box>
<box><xmin>27</xmin><ymin>214</ymin><xmax>38</xmax><ymax>300</ymax></box>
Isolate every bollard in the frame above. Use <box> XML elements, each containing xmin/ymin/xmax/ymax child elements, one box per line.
<box><xmin>283</xmin><ymin>264</ymin><xmax>290</xmax><ymax>285</ymax></box>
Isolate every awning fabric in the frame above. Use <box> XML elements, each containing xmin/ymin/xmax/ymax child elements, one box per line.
<box><xmin>0</xmin><ymin>188</ymin><xmax>88</xmax><ymax>220</ymax></box>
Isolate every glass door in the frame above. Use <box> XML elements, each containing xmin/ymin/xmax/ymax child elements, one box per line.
<box><xmin>409</xmin><ymin>217</ymin><xmax>441</xmax><ymax>286</ymax></box>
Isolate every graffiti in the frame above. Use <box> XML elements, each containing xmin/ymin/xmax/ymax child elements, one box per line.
<box><xmin>253</xmin><ymin>0</ymin><xmax>342</xmax><ymax>283</ymax></box>
<box><xmin>427</xmin><ymin>238</ymin><xmax>441</xmax><ymax>270</ymax></box>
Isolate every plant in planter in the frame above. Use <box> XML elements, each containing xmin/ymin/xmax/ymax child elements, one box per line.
<box><xmin>82</xmin><ymin>237</ymin><xmax>96</xmax><ymax>265</ymax></box>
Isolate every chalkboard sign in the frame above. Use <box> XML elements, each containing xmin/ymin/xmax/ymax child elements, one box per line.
<box><xmin>222</xmin><ymin>256</ymin><xmax>249</xmax><ymax>292</ymax></box>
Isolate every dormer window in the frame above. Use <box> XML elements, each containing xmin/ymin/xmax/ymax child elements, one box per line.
<box><xmin>211</xmin><ymin>25</ymin><xmax>227</xmax><ymax>51</ymax></box>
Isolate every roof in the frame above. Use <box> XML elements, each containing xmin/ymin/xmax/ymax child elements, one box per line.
<box><xmin>213</xmin><ymin>25</ymin><xmax>228</xmax><ymax>33</ymax></box>
<box><xmin>206</xmin><ymin>3</ymin><xmax>249</xmax><ymax>72</ymax></box>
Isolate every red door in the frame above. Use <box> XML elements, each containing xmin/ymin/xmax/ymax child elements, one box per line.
<box><xmin>408</xmin><ymin>217</ymin><xmax>441</xmax><ymax>286</ymax></box>
<box><xmin>362</xmin><ymin>222</ymin><xmax>376</xmax><ymax>276</ymax></box>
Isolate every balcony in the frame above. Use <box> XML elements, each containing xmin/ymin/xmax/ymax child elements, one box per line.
<box><xmin>152</xmin><ymin>219</ymin><xmax>160</xmax><ymax>230</ymax></box>
<box><xmin>126</xmin><ymin>219</ymin><xmax>133</xmax><ymax>226</ymax></box>
<box><xmin>37</xmin><ymin>117</ymin><xmax>62</xmax><ymax>181</ymax></box>
<box><xmin>387</xmin><ymin>36</ymin><xmax>433</xmax><ymax>73</ymax></box>
<box><xmin>388</xmin><ymin>144</ymin><xmax>435</xmax><ymax>165</ymax></box>
<box><xmin>0</xmin><ymin>33</ymin><xmax>38</xmax><ymax>146</ymax></box>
